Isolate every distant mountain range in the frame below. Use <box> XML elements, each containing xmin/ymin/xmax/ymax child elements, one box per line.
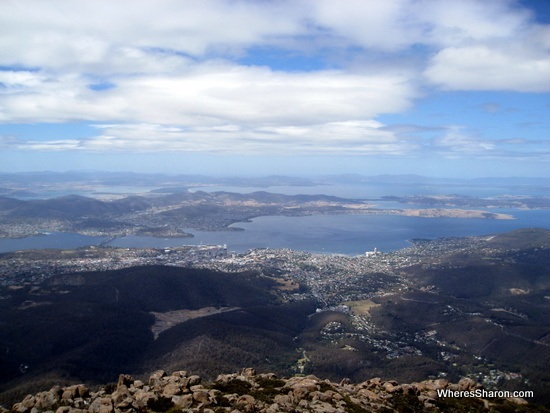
<box><xmin>0</xmin><ymin>190</ymin><xmax>379</xmax><ymax>239</ymax></box>
<box><xmin>0</xmin><ymin>171</ymin><xmax>548</xmax><ymax>195</ymax></box>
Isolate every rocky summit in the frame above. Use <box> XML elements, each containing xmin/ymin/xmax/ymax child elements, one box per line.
<box><xmin>4</xmin><ymin>368</ymin><xmax>544</xmax><ymax>413</ymax></box>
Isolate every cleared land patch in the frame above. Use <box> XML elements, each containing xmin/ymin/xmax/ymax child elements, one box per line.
<box><xmin>274</xmin><ymin>278</ymin><xmax>300</xmax><ymax>292</ymax></box>
<box><xmin>151</xmin><ymin>306</ymin><xmax>239</xmax><ymax>339</ymax></box>
<box><xmin>345</xmin><ymin>299</ymin><xmax>380</xmax><ymax>317</ymax></box>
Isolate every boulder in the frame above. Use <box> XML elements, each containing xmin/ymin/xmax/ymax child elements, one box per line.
<box><xmin>111</xmin><ymin>385</ymin><xmax>130</xmax><ymax>404</ymax></box>
<box><xmin>187</xmin><ymin>375</ymin><xmax>202</xmax><ymax>387</ymax></box>
<box><xmin>236</xmin><ymin>395</ymin><xmax>256</xmax><ymax>412</ymax></box>
<box><xmin>12</xmin><ymin>395</ymin><xmax>35</xmax><ymax>413</ymax></box>
<box><xmin>148</xmin><ymin>370</ymin><xmax>167</xmax><ymax>386</ymax></box>
<box><xmin>241</xmin><ymin>368</ymin><xmax>256</xmax><ymax>377</ymax></box>
<box><xmin>61</xmin><ymin>385</ymin><xmax>89</xmax><ymax>401</ymax></box>
<box><xmin>273</xmin><ymin>394</ymin><xmax>292</xmax><ymax>407</ymax></box>
<box><xmin>88</xmin><ymin>397</ymin><xmax>112</xmax><ymax>413</ymax></box>
<box><xmin>33</xmin><ymin>390</ymin><xmax>60</xmax><ymax>410</ymax></box>
<box><xmin>163</xmin><ymin>383</ymin><xmax>182</xmax><ymax>397</ymax></box>
<box><xmin>383</xmin><ymin>382</ymin><xmax>402</xmax><ymax>393</ymax></box>
<box><xmin>114</xmin><ymin>396</ymin><xmax>133</xmax><ymax>410</ymax></box>
<box><xmin>357</xmin><ymin>388</ymin><xmax>380</xmax><ymax>401</ymax></box>
<box><xmin>290</xmin><ymin>377</ymin><xmax>320</xmax><ymax>399</ymax></box>
<box><xmin>173</xmin><ymin>394</ymin><xmax>193</xmax><ymax>409</ymax></box>
<box><xmin>132</xmin><ymin>380</ymin><xmax>144</xmax><ymax>389</ymax></box>
<box><xmin>117</xmin><ymin>374</ymin><xmax>133</xmax><ymax>389</ymax></box>
<box><xmin>5</xmin><ymin>368</ymin><xmax>535</xmax><ymax>413</ymax></box>
<box><xmin>458</xmin><ymin>377</ymin><xmax>479</xmax><ymax>391</ymax></box>
<box><xmin>309</xmin><ymin>400</ymin><xmax>338</xmax><ymax>413</ymax></box>
<box><xmin>192</xmin><ymin>389</ymin><xmax>210</xmax><ymax>405</ymax></box>
<box><xmin>133</xmin><ymin>389</ymin><xmax>157</xmax><ymax>405</ymax></box>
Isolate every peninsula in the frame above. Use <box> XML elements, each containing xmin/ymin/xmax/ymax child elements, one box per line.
<box><xmin>0</xmin><ymin>190</ymin><xmax>514</xmax><ymax>239</ymax></box>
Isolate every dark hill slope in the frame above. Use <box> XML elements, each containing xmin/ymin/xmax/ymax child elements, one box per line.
<box><xmin>0</xmin><ymin>196</ymin><xmax>24</xmax><ymax>210</ymax></box>
<box><xmin>406</xmin><ymin>229</ymin><xmax>550</xmax><ymax>299</ymax></box>
<box><xmin>53</xmin><ymin>265</ymin><xmax>277</xmax><ymax>311</ymax></box>
<box><xmin>0</xmin><ymin>266</ymin><xmax>313</xmax><ymax>404</ymax></box>
<box><xmin>0</xmin><ymin>195</ymin><xmax>151</xmax><ymax>219</ymax></box>
<box><xmin>368</xmin><ymin>228</ymin><xmax>550</xmax><ymax>404</ymax></box>
<box><xmin>0</xmin><ymin>190</ymin><xmax>357</xmax><ymax>225</ymax></box>
<box><xmin>144</xmin><ymin>300</ymin><xmax>316</xmax><ymax>381</ymax></box>
<box><xmin>486</xmin><ymin>227</ymin><xmax>550</xmax><ymax>250</ymax></box>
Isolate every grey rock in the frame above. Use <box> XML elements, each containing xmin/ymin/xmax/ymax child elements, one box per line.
<box><xmin>240</xmin><ymin>368</ymin><xmax>256</xmax><ymax>377</ymax></box>
<box><xmin>173</xmin><ymin>394</ymin><xmax>193</xmax><ymax>409</ymax></box>
<box><xmin>6</xmin><ymin>367</ymin><xmax>507</xmax><ymax>413</ymax></box>
<box><xmin>148</xmin><ymin>370</ymin><xmax>166</xmax><ymax>386</ymax></box>
<box><xmin>111</xmin><ymin>385</ymin><xmax>130</xmax><ymax>404</ymax></box>
<box><xmin>192</xmin><ymin>390</ymin><xmax>210</xmax><ymax>405</ymax></box>
<box><xmin>132</xmin><ymin>380</ymin><xmax>144</xmax><ymax>389</ymax></box>
<box><xmin>34</xmin><ymin>391</ymin><xmax>60</xmax><ymax>410</ymax></box>
<box><xmin>162</xmin><ymin>383</ymin><xmax>182</xmax><ymax>397</ymax></box>
<box><xmin>187</xmin><ymin>375</ymin><xmax>201</xmax><ymax>387</ymax></box>
<box><xmin>116</xmin><ymin>374</ymin><xmax>133</xmax><ymax>390</ymax></box>
<box><xmin>458</xmin><ymin>377</ymin><xmax>479</xmax><ymax>391</ymax></box>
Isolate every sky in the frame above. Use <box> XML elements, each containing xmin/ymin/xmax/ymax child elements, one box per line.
<box><xmin>0</xmin><ymin>0</ymin><xmax>549</xmax><ymax>178</ymax></box>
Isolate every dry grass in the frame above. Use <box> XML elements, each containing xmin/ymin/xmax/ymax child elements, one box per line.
<box><xmin>150</xmin><ymin>306</ymin><xmax>239</xmax><ymax>339</ymax></box>
<box><xmin>344</xmin><ymin>299</ymin><xmax>380</xmax><ymax>317</ymax></box>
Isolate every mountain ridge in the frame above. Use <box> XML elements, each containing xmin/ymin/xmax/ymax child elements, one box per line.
<box><xmin>5</xmin><ymin>368</ymin><xmax>545</xmax><ymax>413</ymax></box>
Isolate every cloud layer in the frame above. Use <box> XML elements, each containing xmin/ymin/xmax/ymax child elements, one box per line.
<box><xmin>0</xmin><ymin>0</ymin><xmax>548</xmax><ymax>159</ymax></box>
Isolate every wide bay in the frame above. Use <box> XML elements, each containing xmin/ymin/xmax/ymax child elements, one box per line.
<box><xmin>2</xmin><ymin>209</ymin><xmax>548</xmax><ymax>255</ymax></box>
<box><xmin>107</xmin><ymin>210</ymin><xmax>549</xmax><ymax>254</ymax></box>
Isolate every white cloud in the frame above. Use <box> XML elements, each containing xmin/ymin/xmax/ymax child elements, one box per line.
<box><xmin>430</xmin><ymin>127</ymin><xmax>550</xmax><ymax>160</ymax></box>
<box><xmin>83</xmin><ymin>120</ymin><xmax>418</xmax><ymax>155</ymax></box>
<box><xmin>0</xmin><ymin>120</ymin><xmax>419</xmax><ymax>156</ymax></box>
<box><xmin>0</xmin><ymin>62</ymin><xmax>416</xmax><ymax>126</ymax></box>
<box><xmin>420</xmin><ymin>1</ymin><xmax>550</xmax><ymax>92</ymax></box>
<box><xmin>0</xmin><ymin>71</ymin><xmax>47</xmax><ymax>90</ymax></box>
<box><xmin>310</xmin><ymin>0</ymin><xmax>424</xmax><ymax>51</ymax></box>
<box><xmin>0</xmin><ymin>70</ymin><xmax>128</xmax><ymax>123</ymax></box>
<box><xmin>0</xmin><ymin>0</ymin><xmax>307</xmax><ymax>70</ymax></box>
<box><xmin>0</xmin><ymin>134</ymin><xmax>80</xmax><ymax>151</ymax></box>
<box><xmin>1</xmin><ymin>0</ymin><xmax>543</xmax><ymax>74</ymax></box>
<box><xmin>0</xmin><ymin>0</ymin><xmax>548</xmax><ymax>160</ymax></box>
<box><xmin>414</xmin><ymin>0</ymin><xmax>532</xmax><ymax>46</ymax></box>
<box><xmin>433</xmin><ymin>128</ymin><xmax>495</xmax><ymax>156</ymax></box>
<box><xmin>424</xmin><ymin>44</ymin><xmax>550</xmax><ymax>92</ymax></box>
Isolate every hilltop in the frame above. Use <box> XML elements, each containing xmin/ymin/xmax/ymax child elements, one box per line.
<box><xmin>5</xmin><ymin>368</ymin><xmax>546</xmax><ymax>413</ymax></box>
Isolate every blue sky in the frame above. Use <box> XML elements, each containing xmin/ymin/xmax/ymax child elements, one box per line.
<box><xmin>0</xmin><ymin>0</ymin><xmax>549</xmax><ymax>178</ymax></box>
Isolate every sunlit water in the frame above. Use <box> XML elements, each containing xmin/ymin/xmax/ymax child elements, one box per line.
<box><xmin>2</xmin><ymin>209</ymin><xmax>547</xmax><ymax>255</ymax></box>
<box><xmin>1</xmin><ymin>182</ymin><xmax>548</xmax><ymax>254</ymax></box>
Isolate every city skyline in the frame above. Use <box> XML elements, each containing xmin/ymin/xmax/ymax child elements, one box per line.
<box><xmin>0</xmin><ymin>0</ymin><xmax>549</xmax><ymax>178</ymax></box>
